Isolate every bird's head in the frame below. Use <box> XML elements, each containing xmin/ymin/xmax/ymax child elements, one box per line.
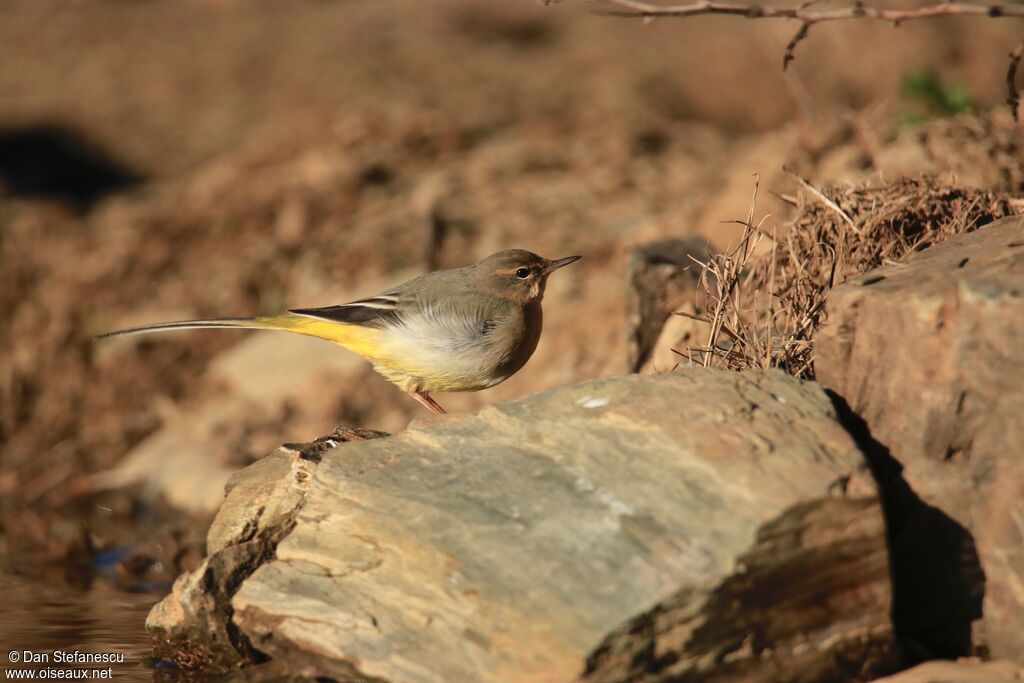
<box><xmin>471</xmin><ymin>249</ymin><xmax>581</xmax><ymax>304</ymax></box>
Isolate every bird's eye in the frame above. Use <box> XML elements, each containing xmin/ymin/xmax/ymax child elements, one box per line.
<box><xmin>515</xmin><ymin>267</ymin><xmax>531</xmax><ymax>279</ymax></box>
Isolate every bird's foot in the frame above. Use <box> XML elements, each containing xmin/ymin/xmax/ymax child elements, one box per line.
<box><xmin>409</xmin><ymin>389</ymin><xmax>447</xmax><ymax>414</ymax></box>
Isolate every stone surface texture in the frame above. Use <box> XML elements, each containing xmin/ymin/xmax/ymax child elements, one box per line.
<box><xmin>146</xmin><ymin>428</ymin><xmax>386</xmax><ymax>670</ymax></box>
<box><xmin>815</xmin><ymin>216</ymin><xmax>1024</xmax><ymax>662</ymax></box>
<box><xmin>148</xmin><ymin>368</ymin><xmax>888</xmax><ymax>682</ymax></box>
<box><xmin>583</xmin><ymin>496</ymin><xmax>893</xmax><ymax>683</ymax></box>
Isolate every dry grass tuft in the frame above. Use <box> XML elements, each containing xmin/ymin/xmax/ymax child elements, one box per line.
<box><xmin>684</xmin><ymin>174</ymin><xmax>1022</xmax><ymax>378</ymax></box>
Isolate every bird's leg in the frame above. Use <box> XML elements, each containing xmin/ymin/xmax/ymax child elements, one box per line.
<box><xmin>409</xmin><ymin>389</ymin><xmax>447</xmax><ymax>415</ymax></box>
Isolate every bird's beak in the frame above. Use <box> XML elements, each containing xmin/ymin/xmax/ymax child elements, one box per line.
<box><xmin>542</xmin><ymin>255</ymin><xmax>582</xmax><ymax>274</ymax></box>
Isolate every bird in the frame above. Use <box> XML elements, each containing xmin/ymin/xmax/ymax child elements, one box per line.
<box><xmin>96</xmin><ymin>249</ymin><xmax>581</xmax><ymax>415</ymax></box>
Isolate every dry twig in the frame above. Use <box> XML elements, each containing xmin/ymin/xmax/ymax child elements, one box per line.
<box><xmin>685</xmin><ymin>176</ymin><xmax>1020</xmax><ymax>378</ymax></box>
<box><xmin>784</xmin><ymin>166</ymin><xmax>860</xmax><ymax>235</ymax></box>
<box><xmin>545</xmin><ymin>0</ymin><xmax>1024</xmax><ymax>23</ymax></box>
<box><xmin>782</xmin><ymin>22</ymin><xmax>811</xmax><ymax>69</ymax></box>
<box><xmin>1008</xmin><ymin>40</ymin><xmax>1024</xmax><ymax>122</ymax></box>
<box><xmin>546</xmin><ymin>0</ymin><xmax>1024</xmax><ymax>114</ymax></box>
<box><xmin>683</xmin><ymin>175</ymin><xmax>775</xmax><ymax>370</ymax></box>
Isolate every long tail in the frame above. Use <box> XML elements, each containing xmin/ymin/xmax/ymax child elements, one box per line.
<box><xmin>94</xmin><ymin>314</ymin><xmax>379</xmax><ymax>354</ymax></box>
<box><xmin>95</xmin><ymin>317</ymin><xmax>274</xmax><ymax>340</ymax></box>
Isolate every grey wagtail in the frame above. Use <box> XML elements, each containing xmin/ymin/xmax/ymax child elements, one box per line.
<box><xmin>97</xmin><ymin>249</ymin><xmax>581</xmax><ymax>414</ymax></box>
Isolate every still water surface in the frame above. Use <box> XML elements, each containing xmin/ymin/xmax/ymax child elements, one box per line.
<box><xmin>0</xmin><ymin>574</ymin><xmax>162</xmax><ymax>681</ymax></box>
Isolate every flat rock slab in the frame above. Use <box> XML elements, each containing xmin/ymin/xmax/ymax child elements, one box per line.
<box><xmin>150</xmin><ymin>369</ymin><xmax>882</xmax><ymax>682</ymax></box>
<box><xmin>815</xmin><ymin>216</ymin><xmax>1024</xmax><ymax>661</ymax></box>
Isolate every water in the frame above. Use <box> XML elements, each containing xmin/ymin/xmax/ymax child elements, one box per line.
<box><xmin>0</xmin><ymin>574</ymin><xmax>160</xmax><ymax>681</ymax></box>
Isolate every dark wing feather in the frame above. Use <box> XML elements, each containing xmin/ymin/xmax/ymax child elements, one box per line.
<box><xmin>290</xmin><ymin>295</ymin><xmax>403</xmax><ymax>328</ymax></box>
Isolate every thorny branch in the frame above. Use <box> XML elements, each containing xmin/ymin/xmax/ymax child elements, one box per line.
<box><xmin>546</xmin><ymin>0</ymin><xmax>1024</xmax><ymax>115</ymax></box>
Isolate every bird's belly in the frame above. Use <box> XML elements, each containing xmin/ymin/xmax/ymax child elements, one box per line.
<box><xmin>371</xmin><ymin>344</ymin><xmax>511</xmax><ymax>393</ymax></box>
<box><xmin>366</xmin><ymin>327</ymin><xmax>512</xmax><ymax>394</ymax></box>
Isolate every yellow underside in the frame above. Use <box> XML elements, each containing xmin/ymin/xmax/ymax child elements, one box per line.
<box><xmin>257</xmin><ymin>314</ymin><xmax>453</xmax><ymax>392</ymax></box>
<box><xmin>261</xmin><ymin>314</ymin><xmax>383</xmax><ymax>356</ymax></box>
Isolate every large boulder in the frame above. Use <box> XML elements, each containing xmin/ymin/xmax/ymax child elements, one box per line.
<box><xmin>148</xmin><ymin>368</ymin><xmax>896</xmax><ymax>681</ymax></box>
<box><xmin>815</xmin><ymin>215</ymin><xmax>1024</xmax><ymax>661</ymax></box>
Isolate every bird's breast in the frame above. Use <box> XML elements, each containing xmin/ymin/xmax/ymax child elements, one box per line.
<box><xmin>493</xmin><ymin>300</ymin><xmax>542</xmax><ymax>380</ymax></box>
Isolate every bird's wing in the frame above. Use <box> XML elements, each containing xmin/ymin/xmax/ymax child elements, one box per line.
<box><xmin>289</xmin><ymin>290</ymin><xmax>406</xmax><ymax>328</ymax></box>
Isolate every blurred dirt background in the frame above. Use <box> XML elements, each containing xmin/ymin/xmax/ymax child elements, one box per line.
<box><xmin>1</xmin><ymin>0</ymin><xmax>1023</xmax><ymax>615</ymax></box>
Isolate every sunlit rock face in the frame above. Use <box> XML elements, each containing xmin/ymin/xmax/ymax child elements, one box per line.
<box><xmin>148</xmin><ymin>368</ymin><xmax>903</xmax><ymax>681</ymax></box>
<box><xmin>817</xmin><ymin>216</ymin><xmax>1024</xmax><ymax>662</ymax></box>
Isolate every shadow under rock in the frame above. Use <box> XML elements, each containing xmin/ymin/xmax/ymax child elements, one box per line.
<box><xmin>0</xmin><ymin>125</ymin><xmax>142</xmax><ymax>210</ymax></box>
<box><xmin>826</xmin><ymin>391</ymin><xmax>987</xmax><ymax>663</ymax></box>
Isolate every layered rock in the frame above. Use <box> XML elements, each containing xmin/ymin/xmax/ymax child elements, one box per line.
<box><xmin>582</xmin><ymin>496</ymin><xmax>893</xmax><ymax>682</ymax></box>
<box><xmin>148</xmin><ymin>369</ymin><xmax>891</xmax><ymax>681</ymax></box>
<box><xmin>815</xmin><ymin>215</ymin><xmax>1024</xmax><ymax>661</ymax></box>
<box><xmin>146</xmin><ymin>427</ymin><xmax>386</xmax><ymax>670</ymax></box>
